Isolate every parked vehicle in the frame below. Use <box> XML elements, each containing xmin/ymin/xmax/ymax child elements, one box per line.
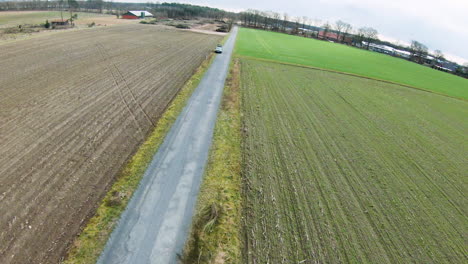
<box><xmin>215</xmin><ymin>45</ymin><xmax>223</xmax><ymax>53</ymax></box>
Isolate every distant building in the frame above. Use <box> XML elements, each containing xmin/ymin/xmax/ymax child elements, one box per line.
<box><xmin>393</xmin><ymin>49</ymin><xmax>411</xmax><ymax>59</ymax></box>
<box><xmin>438</xmin><ymin>60</ymin><xmax>458</xmax><ymax>72</ymax></box>
<box><xmin>318</xmin><ymin>31</ymin><xmax>352</xmax><ymax>44</ymax></box>
<box><xmin>50</xmin><ymin>19</ymin><xmax>69</xmax><ymax>26</ymax></box>
<box><xmin>122</xmin><ymin>11</ymin><xmax>153</xmax><ymax>19</ymax></box>
<box><xmin>363</xmin><ymin>42</ymin><xmax>411</xmax><ymax>59</ymax></box>
<box><xmin>366</xmin><ymin>43</ymin><xmax>394</xmax><ymax>55</ymax></box>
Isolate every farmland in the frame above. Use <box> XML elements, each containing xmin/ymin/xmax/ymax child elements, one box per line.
<box><xmin>0</xmin><ymin>11</ymin><xmax>122</xmax><ymax>28</ymax></box>
<box><xmin>236</xmin><ymin>28</ymin><xmax>468</xmax><ymax>100</ymax></box>
<box><xmin>0</xmin><ymin>24</ymin><xmax>221</xmax><ymax>264</ymax></box>
<box><xmin>241</xmin><ymin>59</ymin><xmax>467</xmax><ymax>263</ymax></box>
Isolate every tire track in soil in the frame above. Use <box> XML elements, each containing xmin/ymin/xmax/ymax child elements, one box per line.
<box><xmin>0</xmin><ymin>24</ymin><xmax>221</xmax><ymax>264</ymax></box>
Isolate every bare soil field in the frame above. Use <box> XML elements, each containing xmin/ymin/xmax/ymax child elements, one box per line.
<box><xmin>189</xmin><ymin>22</ymin><xmax>227</xmax><ymax>36</ymax></box>
<box><xmin>0</xmin><ymin>11</ymin><xmax>137</xmax><ymax>43</ymax></box>
<box><xmin>0</xmin><ymin>24</ymin><xmax>221</xmax><ymax>264</ymax></box>
<box><xmin>0</xmin><ymin>11</ymin><xmax>127</xmax><ymax>28</ymax></box>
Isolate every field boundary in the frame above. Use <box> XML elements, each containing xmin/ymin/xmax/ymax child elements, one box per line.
<box><xmin>63</xmin><ymin>53</ymin><xmax>217</xmax><ymax>264</ymax></box>
<box><xmin>182</xmin><ymin>57</ymin><xmax>242</xmax><ymax>263</ymax></box>
<box><xmin>238</xmin><ymin>55</ymin><xmax>467</xmax><ymax>102</ymax></box>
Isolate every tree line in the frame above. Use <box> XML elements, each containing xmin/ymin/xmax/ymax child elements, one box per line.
<box><xmin>240</xmin><ymin>10</ymin><xmax>379</xmax><ymax>48</ymax></box>
<box><xmin>1</xmin><ymin>1</ymin><xmax>466</xmax><ymax>76</ymax></box>
<box><xmin>0</xmin><ymin>1</ymin><xmax>235</xmax><ymax>19</ymax></box>
<box><xmin>239</xmin><ymin>9</ymin><xmax>467</xmax><ymax>77</ymax></box>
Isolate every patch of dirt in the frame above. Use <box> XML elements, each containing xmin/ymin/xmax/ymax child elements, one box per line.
<box><xmin>189</xmin><ymin>22</ymin><xmax>228</xmax><ymax>36</ymax></box>
<box><xmin>0</xmin><ymin>24</ymin><xmax>221</xmax><ymax>264</ymax></box>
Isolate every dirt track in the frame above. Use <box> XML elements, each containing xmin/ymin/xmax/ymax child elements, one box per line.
<box><xmin>0</xmin><ymin>24</ymin><xmax>220</xmax><ymax>264</ymax></box>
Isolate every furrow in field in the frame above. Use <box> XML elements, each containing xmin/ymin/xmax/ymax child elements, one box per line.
<box><xmin>0</xmin><ymin>24</ymin><xmax>221</xmax><ymax>264</ymax></box>
<box><xmin>240</xmin><ymin>59</ymin><xmax>467</xmax><ymax>263</ymax></box>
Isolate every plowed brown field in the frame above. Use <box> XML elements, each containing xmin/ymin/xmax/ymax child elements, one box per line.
<box><xmin>0</xmin><ymin>24</ymin><xmax>221</xmax><ymax>264</ymax></box>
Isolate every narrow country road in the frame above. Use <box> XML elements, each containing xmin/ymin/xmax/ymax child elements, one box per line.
<box><xmin>97</xmin><ymin>27</ymin><xmax>238</xmax><ymax>264</ymax></box>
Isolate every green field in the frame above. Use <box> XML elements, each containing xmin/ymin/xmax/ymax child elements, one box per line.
<box><xmin>236</xmin><ymin>28</ymin><xmax>468</xmax><ymax>100</ymax></box>
<box><xmin>0</xmin><ymin>11</ymin><xmax>110</xmax><ymax>28</ymax></box>
<box><xmin>241</xmin><ymin>58</ymin><xmax>467</xmax><ymax>263</ymax></box>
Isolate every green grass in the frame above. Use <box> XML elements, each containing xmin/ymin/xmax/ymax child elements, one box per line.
<box><xmin>236</xmin><ymin>28</ymin><xmax>468</xmax><ymax>100</ymax></box>
<box><xmin>64</xmin><ymin>54</ymin><xmax>216</xmax><ymax>264</ymax></box>
<box><xmin>241</xmin><ymin>58</ymin><xmax>467</xmax><ymax>263</ymax></box>
<box><xmin>183</xmin><ymin>59</ymin><xmax>242</xmax><ymax>264</ymax></box>
<box><xmin>0</xmin><ymin>11</ymin><xmax>110</xmax><ymax>27</ymax></box>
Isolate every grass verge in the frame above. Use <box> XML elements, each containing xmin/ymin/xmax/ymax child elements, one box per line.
<box><xmin>182</xmin><ymin>58</ymin><xmax>242</xmax><ymax>264</ymax></box>
<box><xmin>63</xmin><ymin>53</ymin><xmax>216</xmax><ymax>264</ymax></box>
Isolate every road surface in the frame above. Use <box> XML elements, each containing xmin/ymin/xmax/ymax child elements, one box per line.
<box><xmin>97</xmin><ymin>27</ymin><xmax>238</xmax><ymax>264</ymax></box>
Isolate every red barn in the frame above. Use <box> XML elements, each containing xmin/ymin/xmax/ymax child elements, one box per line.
<box><xmin>122</xmin><ymin>11</ymin><xmax>153</xmax><ymax>19</ymax></box>
<box><xmin>318</xmin><ymin>31</ymin><xmax>352</xmax><ymax>44</ymax></box>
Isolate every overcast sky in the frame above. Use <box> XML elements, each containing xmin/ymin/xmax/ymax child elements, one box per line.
<box><xmin>136</xmin><ymin>0</ymin><xmax>468</xmax><ymax>64</ymax></box>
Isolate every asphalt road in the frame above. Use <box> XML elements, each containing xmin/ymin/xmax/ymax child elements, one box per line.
<box><xmin>97</xmin><ymin>27</ymin><xmax>238</xmax><ymax>264</ymax></box>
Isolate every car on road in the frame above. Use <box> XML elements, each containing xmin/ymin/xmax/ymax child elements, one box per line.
<box><xmin>215</xmin><ymin>44</ymin><xmax>223</xmax><ymax>53</ymax></box>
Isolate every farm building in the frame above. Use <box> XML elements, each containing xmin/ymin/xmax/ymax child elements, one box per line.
<box><xmin>366</xmin><ymin>43</ymin><xmax>394</xmax><ymax>55</ymax></box>
<box><xmin>363</xmin><ymin>42</ymin><xmax>411</xmax><ymax>59</ymax></box>
<box><xmin>50</xmin><ymin>19</ymin><xmax>69</xmax><ymax>26</ymax></box>
<box><xmin>318</xmin><ymin>31</ymin><xmax>352</xmax><ymax>44</ymax></box>
<box><xmin>122</xmin><ymin>11</ymin><xmax>153</xmax><ymax>19</ymax></box>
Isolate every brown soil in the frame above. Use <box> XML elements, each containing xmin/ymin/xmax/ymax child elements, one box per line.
<box><xmin>0</xmin><ymin>24</ymin><xmax>221</xmax><ymax>264</ymax></box>
<box><xmin>189</xmin><ymin>22</ymin><xmax>228</xmax><ymax>36</ymax></box>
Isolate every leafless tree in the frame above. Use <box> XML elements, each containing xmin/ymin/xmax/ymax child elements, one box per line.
<box><xmin>410</xmin><ymin>40</ymin><xmax>428</xmax><ymax>63</ymax></box>
<box><xmin>433</xmin><ymin>50</ymin><xmax>445</xmax><ymax>61</ymax></box>
<box><xmin>360</xmin><ymin>27</ymin><xmax>378</xmax><ymax>49</ymax></box>
<box><xmin>272</xmin><ymin>12</ymin><xmax>281</xmax><ymax>31</ymax></box>
<box><xmin>334</xmin><ymin>20</ymin><xmax>346</xmax><ymax>42</ymax></box>
<box><xmin>282</xmin><ymin>13</ymin><xmax>289</xmax><ymax>32</ymax></box>
<box><xmin>291</xmin><ymin>16</ymin><xmax>301</xmax><ymax>35</ymax></box>
<box><xmin>68</xmin><ymin>0</ymin><xmax>79</xmax><ymax>25</ymax></box>
<box><xmin>301</xmin><ymin>16</ymin><xmax>308</xmax><ymax>36</ymax></box>
<box><xmin>321</xmin><ymin>22</ymin><xmax>331</xmax><ymax>40</ymax></box>
<box><xmin>341</xmin><ymin>22</ymin><xmax>352</xmax><ymax>43</ymax></box>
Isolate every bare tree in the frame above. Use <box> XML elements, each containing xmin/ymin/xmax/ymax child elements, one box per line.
<box><xmin>334</xmin><ymin>20</ymin><xmax>346</xmax><ymax>42</ymax></box>
<box><xmin>68</xmin><ymin>0</ymin><xmax>79</xmax><ymax>25</ymax></box>
<box><xmin>433</xmin><ymin>50</ymin><xmax>445</xmax><ymax>61</ymax></box>
<box><xmin>301</xmin><ymin>16</ymin><xmax>308</xmax><ymax>36</ymax></box>
<box><xmin>261</xmin><ymin>11</ymin><xmax>270</xmax><ymax>30</ymax></box>
<box><xmin>341</xmin><ymin>22</ymin><xmax>352</xmax><ymax>43</ymax></box>
<box><xmin>309</xmin><ymin>19</ymin><xmax>322</xmax><ymax>38</ymax></box>
<box><xmin>272</xmin><ymin>12</ymin><xmax>281</xmax><ymax>31</ymax></box>
<box><xmin>361</xmin><ymin>27</ymin><xmax>378</xmax><ymax>50</ymax></box>
<box><xmin>410</xmin><ymin>40</ymin><xmax>428</xmax><ymax>63</ymax></box>
<box><xmin>321</xmin><ymin>22</ymin><xmax>331</xmax><ymax>40</ymax></box>
<box><xmin>292</xmin><ymin>16</ymin><xmax>301</xmax><ymax>35</ymax></box>
<box><xmin>59</xmin><ymin>0</ymin><xmax>64</xmax><ymax>20</ymax></box>
<box><xmin>311</xmin><ymin>19</ymin><xmax>322</xmax><ymax>27</ymax></box>
<box><xmin>282</xmin><ymin>13</ymin><xmax>289</xmax><ymax>32</ymax></box>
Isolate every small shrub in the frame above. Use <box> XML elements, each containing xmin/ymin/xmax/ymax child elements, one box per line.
<box><xmin>44</xmin><ymin>19</ymin><xmax>50</xmax><ymax>29</ymax></box>
<box><xmin>88</xmin><ymin>22</ymin><xmax>95</xmax><ymax>28</ymax></box>
<box><xmin>175</xmin><ymin>23</ymin><xmax>190</xmax><ymax>29</ymax></box>
<box><xmin>216</xmin><ymin>25</ymin><xmax>229</xmax><ymax>32</ymax></box>
<box><xmin>140</xmin><ymin>19</ymin><xmax>157</xmax><ymax>25</ymax></box>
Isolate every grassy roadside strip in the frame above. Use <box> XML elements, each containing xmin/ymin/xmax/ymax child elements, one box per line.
<box><xmin>237</xmin><ymin>54</ymin><xmax>468</xmax><ymax>102</ymax></box>
<box><xmin>183</xmin><ymin>58</ymin><xmax>242</xmax><ymax>264</ymax></box>
<box><xmin>63</xmin><ymin>53</ymin><xmax>216</xmax><ymax>264</ymax></box>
